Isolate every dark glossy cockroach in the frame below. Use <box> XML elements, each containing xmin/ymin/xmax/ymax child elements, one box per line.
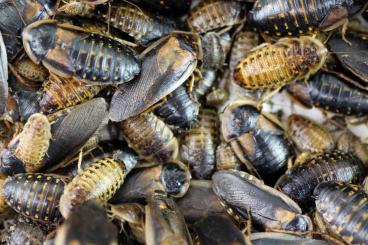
<box><xmin>107</xmin><ymin>203</ymin><xmax>145</xmax><ymax>243</ymax></box>
<box><xmin>111</xmin><ymin>161</ymin><xmax>191</xmax><ymax>204</ymax></box>
<box><xmin>121</xmin><ymin>112</ymin><xmax>178</xmax><ymax>163</ymax></box>
<box><xmin>14</xmin><ymin>57</ymin><xmax>48</xmax><ymax>83</ymax></box>
<box><xmin>194</xmin><ymin>215</ymin><xmax>246</xmax><ymax>245</ymax></box>
<box><xmin>0</xmin><ymin>0</ymin><xmax>59</xmax><ymax>61</ymax></box>
<box><xmin>0</xmin><ymin>113</ymin><xmax>51</xmax><ymax>176</ymax></box>
<box><xmin>97</xmin><ymin>2</ymin><xmax>176</xmax><ymax>46</ymax></box>
<box><xmin>181</xmin><ymin>108</ymin><xmax>217</xmax><ymax>179</ymax></box>
<box><xmin>288</xmin><ymin>72</ymin><xmax>368</xmax><ymax>116</ymax></box>
<box><xmin>59</xmin><ymin>150</ymin><xmax>138</xmax><ymax>219</ymax></box>
<box><xmin>43</xmin><ymin>98</ymin><xmax>107</xmax><ymax>171</ymax></box>
<box><xmin>3</xmin><ymin>173</ymin><xmax>69</xmax><ymax>223</ymax></box>
<box><xmin>192</xmin><ymin>69</ymin><xmax>217</xmax><ymax>102</ymax></box>
<box><xmin>175</xmin><ymin>180</ymin><xmax>227</xmax><ymax>223</ymax></box>
<box><xmin>40</xmin><ymin>74</ymin><xmax>102</xmax><ymax>114</ymax></box>
<box><xmin>212</xmin><ymin>170</ymin><xmax>312</xmax><ymax>232</ymax></box>
<box><xmin>109</xmin><ymin>32</ymin><xmax>200</xmax><ymax>122</ymax></box>
<box><xmin>129</xmin><ymin>0</ymin><xmax>192</xmax><ymax>16</ymax></box>
<box><xmin>337</xmin><ymin>131</ymin><xmax>368</xmax><ymax>165</ymax></box>
<box><xmin>251</xmin><ymin>232</ymin><xmax>328</xmax><ymax>245</ymax></box>
<box><xmin>221</xmin><ymin>101</ymin><xmax>292</xmax><ymax>175</ymax></box>
<box><xmin>201</xmin><ymin>32</ymin><xmax>226</xmax><ymax>70</ymax></box>
<box><xmin>13</xmin><ymin>90</ymin><xmax>41</xmax><ymax>123</ymax></box>
<box><xmin>0</xmin><ymin>31</ymin><xmax>8</xmax><ymax>116</ymax></box>
<box><xmin>22</xmin><ymin>20</ymin><xmax>141</xmax><ymax>85</ymax></box>
<box><xmin>276</xmin><ymin>150</ymin><xmax>366</xmax><ymax>211</ymax></box>
<box><xmin>145</xmin><ymin>193</ymin><xmax>193</xmax><ymax>245</ymax></box>
<box><xmin>187</xmin><ymin>0</ymin><xmax>244</xmax><ymax>34</ymax></box>
<box><xmin>249</xmin><ymin>0</ymin><xmax>367</xmax><ymax>37</ymax></box>
<box><xmin>1</xmin><ymin>216</ymin><xmax>46</xmax><ymax>245</ymax></box>
<box><xmin>55</xmin><ymin>200</ymin><xmax>118</xmax><ymax>245</ymax></box>
<box><xmin>287</xmin><ymin>114</ymin><xmax>335</xmax><ymax>153</ymax></box>
<box><xmin>329</xmin><ymin>34</ymin><xmax>368</xmax><ymax>82</ymax></box>
<box><xmin>216</xmin><ymin>142</ymin><xmax>242</xmax><ymax>171</ymax></box>
<box><xmin>314</xmin><ymin>182</ymin><xmax>368</xmax><ymax>245</ymax></box>
<box><xmin>233</xmin><ymin>36</ymin><xmax>328</xmax><ymax>90</ymax></box>
<box><xmin>155</xmin><ymin>85</ymin><xmax>199</xmax><ymax>132</ymax></box>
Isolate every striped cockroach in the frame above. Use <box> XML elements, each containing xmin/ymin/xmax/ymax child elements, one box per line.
<box><xmin>121</xmin><ymin>112</ymin><xmax>178</xmax><ymax>163</ymax></box>
<box><xmin>187</xmin><ymin>0</ymin><xmax>244</xmax><ymax>34</ymax></box>
<box><xmin>233</xmin><ymin>36</ymin><xmax>328</xmax><ymax>90</ymax></box>
<box><xmin>59</xmin><ymin>150</ymin><xmax>138</xmax><ymax>219</ymax></box>
<box><xmin>249</xmin><ymin>0</ymin><xmax>367</xmax><ymax>38</ymax></box>
<box><xmin>40</xmin><ymin>74</ymin><xmax>102</xmax><ymax>114</ymax></box>
<box><xmin>0</xmin><ymin>113</ymin><xmax>51</xmax><ymax>176</ymax></box>
<box><xmin>14</xmin><ymin>57</ymin><xmax>48</xmax><ymax>83</ymax></box>
<box><xmin>216</xmin><ymin>142</ymin><xmax>242</xmax><ymax>171</ymax></box>
<box><xmin>181</xmin><ymin>108</ymin><xmax>217</xmax><ymax>179</ymax></box>
<box><xmin>314</xmin><ymin>182</ymin><xmax>368</xmax><ymax>244</ymax></box>
<box><xmin>276</xmin><ymin>150</ymin><xmax>366</xmax><ymax>211</ymax></box>
<box><xmin>22</xmin><ymin>20</ymin><xmax>141</xmax><ymax>85</ymax></box>
<box><xmin>2</xmin><ymin>173</ymin><xmax>69</xmax><ymax>223</ymax></box>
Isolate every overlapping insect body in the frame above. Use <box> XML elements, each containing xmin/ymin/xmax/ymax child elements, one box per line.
<box><xmin>156</xmin><ymin>85</ymin><xmax>199</xmax><ymax>131</ymax></box>
<box><xmin>216</xmin><ymin>143</ymin><xmax>242</xmax><ymax>170</ymax></box>
<box><xmin>58</xmin><ymin>0</ymin><xmax>96</xmax><ymax>17</ymax></box>
<box><xmin>2</xmin><ymin>174</ymin><xmax>69</xmax><ymax>223</ymax></box>
<box><xmin>233</xmin><ymin>36</ymin><xmax>328</xmax><ymax>90</ymax></box>
<box><xmin>314</xmin><ymin>182</ymin><xmax>368</xmax><ymax>245</ymax></box>
<box><xmin>121</xmin><ymin>112</ymin><xmax>178</xmax><ymax>163</ymax></box>
<box><xmin>98</xmin><ymin>2</ymin><xmax>176</xmax><ymax>45</ymax></box>
<box><xmin>288</xmin><ymin>72</ymin><xmax>368</xmax><ymax>116</ymax></box>
<box><xmin>22</xmin><ymin>20</ymin><xmax>141</xmax><ymax>85</ymax></box>
<box><xmin>276</xmin><ymin>150</ymin><xmax>366</xmax><ymax>211</ymax></box>
<box><xmin>187</xmin><ymin>0</ymin><xmax>244</xmax><ymax>34</ymax></box>
<box><xmin>40</xmin><ymin>75</ymin><xmax>102</xmax><ymax>114</ymax></box>
<box><xmin>14</xmin><ymin>57</ymin><xmax>49</xmax><ymax>83</ymax></box>
<box><xmin>59</xmin><ymin>152</ymin><xmax>137</xmax><ymax>219</ymax></box>
<box><xmin>181</xmin><ymin>108</ymin><xmax>217</xmax><ymax>179</ymax></box>
<box><xmin>230</xmin><ymin>31</ymin><xmax>260</xmax><ymax>70</ymax></box>
<box><xmin>287</xmin><ymin>114</ymin><xmax>335</xmax><ymax>153</ymax></box>
<box><xmin>250</xmin><ymin>0</ymin><xmax>366</xmax><ymax>37</ymax></box>
<box><xmin>192</xmin><ymin>70</ymin><xmax>217</xmax><ymax>102</ymax></box>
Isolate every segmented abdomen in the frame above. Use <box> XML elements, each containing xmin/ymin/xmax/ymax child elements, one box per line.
<box><xmin>40</xmin><ymin>75</ymin><xmax>101</xmax><ymax>114</ymax></box>
<box><xmin>216</xmin><ymin>143</ymin><xmax>241</xmax><ymax>170</ymax></box>
<box><xmin>69</xmin><ymin>34</ymin><xmax>140</xmax><ymax>84</ymax></box>
<box><xmin>315</xmin><ymin>183</ymin><xmax>368</xmax><ymax>244</ymax></box>
<box><xmin>121</xmin><ymin>113</ymin><xmax>178</xmax><ymax>163</ymax></box>
<box><xmin>60</xmin><ymin>158</ymin><xmax>127</xmax><ymax>218</ymax></box>
<box><xmin>3</xmin><ymin>173</ymin><xmax>68</xmax><ymax>223</ymax></box>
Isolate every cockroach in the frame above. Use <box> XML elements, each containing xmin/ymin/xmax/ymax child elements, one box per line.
<box><xmin>288</xmin><ymin>72</ymin><xmax>368</xmax><ymax>116</ymax></box>
<box><xmin>109</xmin><ymin>32</ymin><xmax>200</xmax><ymax>122</ymax></box>
<box><xmin>181</xmin><ymin>108</ymin><xmax>217</xmax><ymax>179</ymax></box>
<box><xmin>2</xmin><ymin>173</ymin><xmax>69</xmax><ymax>223</ymax></box>
<box><xmin>314</xmin><ymin>182</ymin><xmax>368</xmax><ymax>244</ymax></box>
<box><xmin>22</xmin><ymin>20</ymin><xmax>141</xmax><ymax>85</ymax></box>
<box><xmin>249</xmin><ymin>0</ymin><xmax>367</xmax><ymax>37</ymax></box>
<box><xmin>212</xmin><ymin>170</ymin><xmax>312</xmax><ymax>232</ymax></box>
<box><xmin>337</xmin><ymin>131</ymin><xmax>368</xmax><ymax>165</ymax></box>
<box><xmin>233</xmin><ymin>36</ymin><xmax>328</xmax><ymax>90</ymax></box>
<box><xmin>192</xmin><ymin>69</ymin><xmax>217</xmax><ymax>102</ymax></box>
<box><xmin>276</xmin><ymin>150</ymin><xmax>366</xmax><ymax>211</ymax></box>
<box><xmin>251</xmin><ymin>232</ymin><xmax>328</xmax><ymax>244</ymax></box>
<box><xmin>216</xmin><ymin>142</ymin><xmax>242</xmax><ymax>171</ymax></box>
<box><xmin>206</xmin><ymin>88</ymin><xmax>229</xmax><ymax>107</ymax></box>
<box><xmin>201</xmin><ymin>32</ymin><xmax>226</xmax><ymax>70</ymax></box>
<box><xmin>40</xmin><ymin>74</ymin><xmax>101</xmax><ymax>114</ymax></box>
<box><xmin>187</xmin><ymin>0</ymin><xmax>244</xmax><ymax>34</ymax></box>
<box><xmin>14</xmin><ymin>57</ymin><xmax>48</xmax><ymax>83</ymax></box>
<box><xmin>0</xmin><ymin>31</ymin><xmax>8</xmax><ymax>116</ymax></box>
<box><xmin>121</xmin><ymin>112</ymin><xmax>178</xmax><ymax>163</ymax></box>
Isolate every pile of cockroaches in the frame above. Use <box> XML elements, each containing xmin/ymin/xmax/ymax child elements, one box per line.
<box><xmin>0</xmin><ymin>0</ymin><xmax>368</xmax><ymax>244</ymax></box>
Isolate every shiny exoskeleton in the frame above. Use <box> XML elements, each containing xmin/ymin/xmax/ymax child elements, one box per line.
<box><xmin>314</xmin><ymin>182</ymin><xmax>368</xmax><ymax>244</ymax></box>
<box><xmin>201</xmin><ymin>32</ymin><xmax>227</xmax><ymax>70</ymax></box>
<box><xmin>221</xmin><ymin>101</ymin><xmax>292</xmax><ymax>175</ymax></box>
<box><xmin>98</xmin><ymin>2</ymin><xmax>176</xmax><ymax>45</ymax></box>
<box><xmin>121</xmin><ymin>112</ymin><xmax>178</xmax><ymax>163</ymax></box>
<box><xmin>0</xmin><ymin>31</ymin><xmax>7</xmax><ymax>116</ymax></box>
<box><xmin>216</xmin><ymin>143</ymin><xmax>242</xmax><ymax>171</ymax></box>
<box><xmin>59</xmin><ymin>152</ymin><xmax>137</xmax><ymax>219</ymax></box>
<box><xmin>233</xmin><ymin>36</ymin><xmax>328</xmax><ymax>90</ymax></box>
<box><xmin>3</xmin><ymin>173</ymin><xmax>69</xmax><ymax>223</ymax></box>
<box><xmin>0</xmin><ymin>0</ymin><xmax>58</xmax><ymax>61</ymax></box>
<box><xmin>181</xmin><ymin>108</ymin><xmax>217</xmax><ymax>179</ymax></box>
<box><xmin>23</xmin><ymin>20</ymin><xmax>141</xmax><ymax>85</ymax></box>
<box><xmin>192</xmin><ymin>70</ymin><xmax>217</xmax><ymax>102</ymax></box>
<box><xmin>156</xmin><ymin>85</ymin><xmax>199</xmax><ymax>131</ymax></box>
<box><xmin>288</xmin><ymin>72</ymin><xmax>368</xmax><ymax>116</ymax></box>
<box><xmin>249</xmin><ymin>0</ymin><xmax>367</xmax><ymax>37</ymax></box>
<box><xmin>187</xmin><ymin>0</ymin><xmax>244</xmax><ymax>34</ymax></box>
<box><xmin>40</xmin><ymin>74</ymin><xmax>101</xmax><ymax>114</ymax></box>
<box><xmin>287</xmin><ymin>114</ymin><xmax>335</xmax><ymax>153</ymax></box>
<box><xmin>212</xmin><ymin>170</ymin><xmax>312</xmax><ymax>231</ymax></box>
<box><xmin>276</xmin><ymin>150</ymin><xmax>366</xmax><ymax>210</ymax></box>
<box><xmin>0</xmin><ymin>113</ymin><xmax>51</xmax><ymax>176</ymax></box>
